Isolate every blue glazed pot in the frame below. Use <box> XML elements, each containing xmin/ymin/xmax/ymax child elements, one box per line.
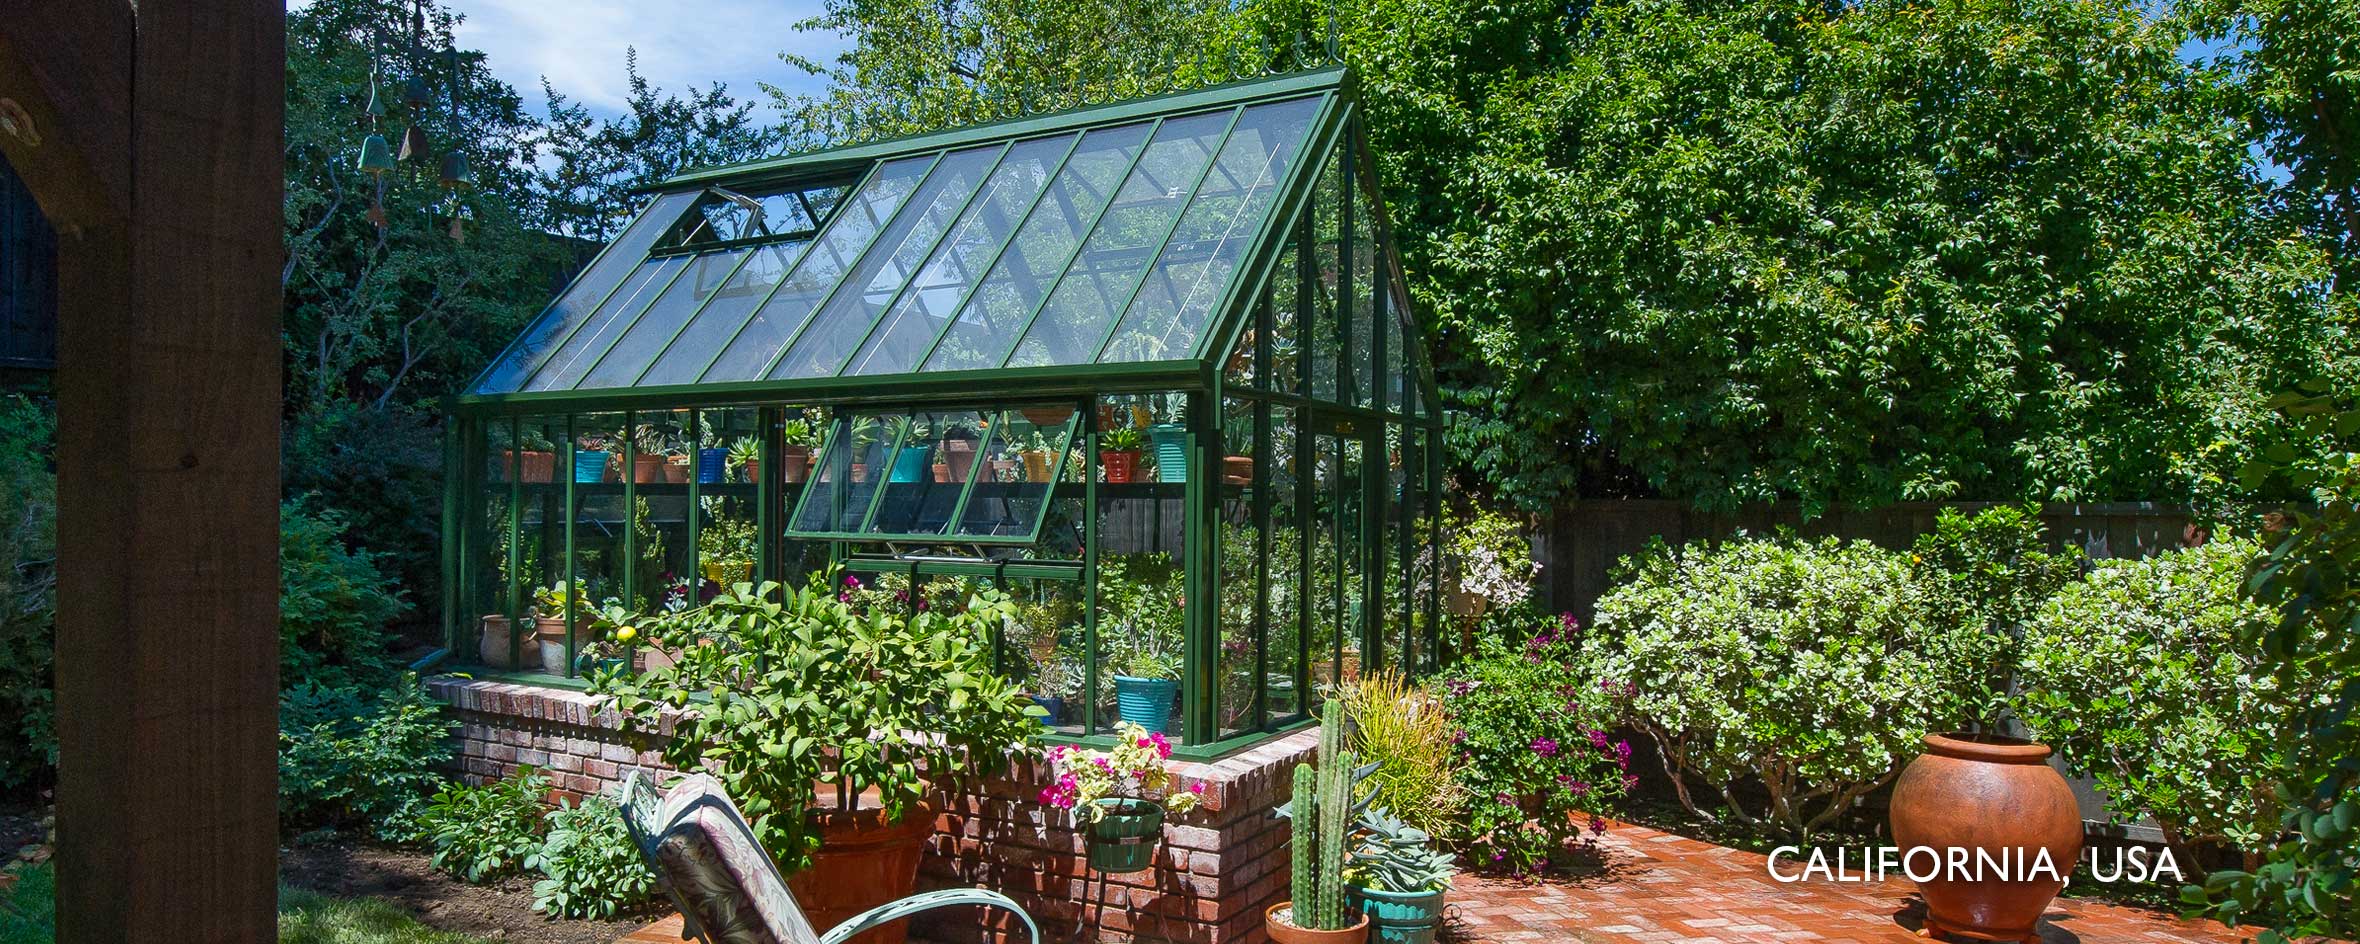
<box><xmin>1029</xmin><ymin>694</ymin><xmax>1065</xmax><ymax>727</ymax></box>
<box><xmin>1113</xmin><ymin>675</ymin><xmax>1177</xmax><ymax>732</ymax></box>
<box><xmin>572</xmin><ymin>450</ymin><xmax>609</xmax><ymax>483</ymax></box>
<box><xmin>888</xmin><ymin>445</ymin><xmax>931</xmax><ymax>483</ymax></box>
<box><xmin>1348</xmin><ymin>885</ymin><xmax>1447</xmax><ymax>944</ymax></box>
<box><xmin>1147</xmin><ymin>424</ymin><xmax>1187</xmax><ymax>483</ymax></box>
<box><xmin>697</xmin><ymin>447</ymin><xmax>728</xmax><ymax>484</ymax></box>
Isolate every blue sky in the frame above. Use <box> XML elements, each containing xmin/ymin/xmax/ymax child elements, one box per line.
<box><xmin>444</xmin><ymin>0</ymin><xmax>844</xmax><ymax>120</ymax></box>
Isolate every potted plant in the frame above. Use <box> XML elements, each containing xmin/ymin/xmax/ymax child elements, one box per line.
<box><xmin>727</xmin><ymin>436</ymin><xmax>761</xmax><ymax>484</ymax></box>
<box><xmin>1269</xmin><ymin>700</ymin><xmax>1372</xmax><ymax>944</ymax></box>
<box><xmin>1038</xmin><ymin>722</ymin><xmax>1205</xmax><ymax>873</ymax></box>
<box><xmin>478</xmin><ymin>613</ymin><xmax>521</xmax><ymax>668</ymax></box>
<box><xmin>847</xmin><ymin>416</ymin><xmax>881</xmax><ymax>482</ymax></box>
<box><xmin>501</xmin><ymin>428</ymin><xmax>556</xmax><ymax>483</ymax></box>
<box><xmin>1100</xmin><ymin>426</ymin><xmax>1146</xmax><ymax>484</ymax></box>
<box><xmin>594</xmin><ymin>574</ymin><xmax>1042</xmax><ymax>944</ymax></box>
<box><xmin>1108</xmin><ymin>624</ymin><xmax>1182</xmax><ymax>733</ymax></box>
<box><xmin>887</xmin><ymin>419</ymin><xmax>932</xmax><ymax>483</ymax></box>
<box><xmin>1148</xmin><ymin>422</ymin><xmax>1187</xmax><ymax>483</ymax></box>
<box><xmin>1345</xmin><ymin>808</ymin><xmax>1454</xmax><ymax>944</ymax></box>
<box><xmin>988</xmin><ymin>448</ymin><xmax>1018</xmax><ymax>482</ymax></box>
<box><xmin>573</xmin><ymin>436</ymin><xmax>613</xmax><ymax>484</ymax></box>
<box><xmin>1018</xmin><ymin>431</ymin><xmax>1055</xmax><ymax>483</ymax></box>
<box><xmin>626</xmin><ymin>423</ymin><xmax>675</xmax><ymax>484</ymax></box>
<box><xmin>780</xmin><ymin>418</ymin><xmax>819</xmax><ymax>483</ymax></box>
<box><xmin>696</xmin><ymin>426</ymin><xmax>730</xmax><ymax>484</ymax></box>
<box><xmin>573</xmin><ymin>603</ymin><xmax>638</xmax><ymax>676</ymax></box>
<box><xmin>941</xmin><ymin>421</ymin><xmax>982</xmax><ymax>481</ymax></box>
<box><xmin>530</xmin><ymin>582</ymin><xmax>586</xmax><ymax>675</ymax></box>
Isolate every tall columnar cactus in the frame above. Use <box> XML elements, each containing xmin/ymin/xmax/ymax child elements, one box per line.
<box><xmin>1284</xmin><ymin>699</ymin><xmax>1358</xmax><ymax>930</ymax></box>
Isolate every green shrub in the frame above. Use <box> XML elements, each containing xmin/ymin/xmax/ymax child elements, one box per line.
<box><xmin>1</xmin><ymin>861</ymin><xmax>55</xmax><ymax>944</ymax></box>
<box><xmin>280</xmin><ymin>499</ymin><xmax>408</xmax><ymax>691</ymax></box>
<box><xmin>1338</xmin><ymin>670</ymin><xmax>1464</xmax><ymax>841</ymax></box>
<box><xmin>1585</xmin><ymin>532</ymin><xmax>1992</xmax><ymax>838</ymax></box>
<box><xmin>2016</xmin><ymin>538</ymin><xmax>2309</xmax><ymax>860</ymax></box>
<box><xmin>1909</xmin><ymin>504</ymin><xmax>2084</xmax><ymax>728</ymax></box>
<box><xmin>278</xmin><ymin>675</ymin><xmax>455</xmax><ymax>841</ymax></box>
<box><xmin>1435</xmin><ymin>620</ymin><xmax>1633</xmax><ymax>875</ymax></box>
<box><xmin>0</xmin><ymin>394</ymin><xmax>54</xmax><ymax>792</ymax></box>
<box><xmin>419</xmin><ymin>767</ymin><xmax>550</xmax><ymax>883</ymax></box>
<box><xmin>529</xmin><ymin>795</ymin><xmax>656</xmax><ymax>919</ymax></box>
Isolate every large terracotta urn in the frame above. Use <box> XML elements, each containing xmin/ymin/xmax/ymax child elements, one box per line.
<box><xmin>789</xmin><ymin>788</ymin><xmax>938</xmax><ymax>944</ymax></box>
<box><xmin>1890</xmin><ymin>734</ymin><xmax>2083</xmax><ymax>943</ymax></box>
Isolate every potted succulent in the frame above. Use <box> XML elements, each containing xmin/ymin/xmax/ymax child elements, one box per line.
<box><xmin>1038</xmin><ymin>722</ymin><xmax>1205</xmax><ymax>873</ymax></box>
<box><xmin>594</xmin><ymin>574</ymin><xmax>1042</xmax><ymax>944</ymax></box>
<box><xmin>887</xmin><ymin>419</ymin><xmax>932</xmax><ymax>483</ymax></box>
<box><xmin>1018</xmin><ymin>431</ymin><xmax>1055</xmax><ymax>483</ymax></box>
<box><xmin>1345</xmin><ymin>808</ymin><xmax>1455</xmax><ymax>944</ymax></box>
<box><xmin>988</xmin><ymin>448</ymin><xmax>1018</xmax><ymax>482</ymax></box>
<box><xmin>696</xmin><ymin>426</ymin><xmax>730</xmax><ymax>484</ymax></box>
<box><xmin>1100</xmin><ymin>426</ymin><xmax>1146</xmax><ymax>484</ymax></box>
<box><xmin>573</xmin><ymin>436</ymin><xmax>613</xmax><ymax>484</ymax></box>
<box><xmin>847</xmin><ymin>416</ymin><xmax>882</xmax><ymax>482</ymax></box>
<box><xmin>727</xmin><ymin>435</ymin><xmax>761</xmax><ymax>484</ymax></box>
<box><xmin>780</xmin><ymin>418</ymin><xmax>819</xmax><ymax>483</ymax></box>
<box><xmin>629</xmin><ymin>424</ymin><xmax>677</xmax><ymax>484</ymax></box>
<box><xmin>1109</xmin><ymin>625</ymin><xmax>1182</xmax><ymax>732</ymax></box>
<box><xmin>1269</xmin><ymin>700</ymin><xmax>1372</xmax><ymax>944</ymax></box>
<box><xmin>501</xmin><ymin>428</ymin><xmax>556</xmax><ymax>483</ymax></box>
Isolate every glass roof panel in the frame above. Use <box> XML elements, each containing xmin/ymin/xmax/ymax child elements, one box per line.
<box><xmin>575</xmin><ymin>246</ymin><xmax>755</xmax><ymax>389</ymax></box>
<box><xmin>632</xmin><ymin>239</ymin><xmax>809</xmax><ymax>386</ymax></box>
<box><xmin>1099</xmin><ymin>96</ymin><xmax>1320</xmax><ymax>364</ymax></box>
<box><xmin>1003</xmin><ymin>109</ymin><xmax>1237</xmax><ymax>369</ymax></box>
<box><xmin>844</xmin><ymin>133</ymin><xmax>1077</xmax><ymax>377</ymax></box>
<box><xmin>771</xmin><ymin>145</ymin><xmax>1004</xmax><ymax>380</ymax></box>
<box><xmin>920</xmin><ymin>123</ymin><xmax>1152</xmax><ymax>373</ymax></box>
<box><xmin>699</xmin><ymin>155</ymin><xmax>939</xmax><ymax>383</ymax></box>
<box><xmin>474</xmin><ymin>190</ymin><xmax>698</xmax><ymax>394</ymax></box>
<box><xmin>523</xmin><ymin>254</ymin><xmax>689</xmax><ymax>392</ymax></box>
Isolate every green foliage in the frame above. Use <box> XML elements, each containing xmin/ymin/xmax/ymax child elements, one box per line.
<box><xmin>278</xmin><ymin>675</ymin><xmax>458</xmax><ymax>841</ymax></box>
<box><xmin>2182</xmin><ymin>0</ymin><xmax>2360</xmax><ymax>284</ymax></box>
<box><xmin>529</xmin><ymin>796</ymin><xmax>657</xmax><ymax>920</ymax></box>
<box><xmin>279</xmin><ymin>886</ymin><xmax>505</xmax><ymax>944</ymax></box>
<box><xmin>1099</xmin><ymin>553</ymin><xmax>1185</xmax><ymax>680</ymax></box>
<box><xmin>280</xmin><ymin>498</ymin><xmax>408</xmax><ymax>691</ymax></box>
<box><xmin>1436</xmin><ymin>624</ymin><xmax>1632</xmax><ymax>873</ymax></box>
<box><xmin>0</xmin><ymin>862</ymin><xmax>54</xmax><ymax>944</ymax></box>
<box><xmin>419</xmin><ymin>767</ymin><xmax>551</xmax><ymax>883</ymax></box>
<box><xmin>1338</xmin><ymin>670</ymin><xmax>1464</xmax><ymax>840</ymax></box>
<box><xmin>0</xmin><ymin>394</ymin><xmax>54</xmax><ymax>791</ymax></box>
<box><xmin>2017</xmin><ymin>538</ymin><xmax>2302</xmax><ymax>859</ymax></box>
<box><xmin>2189</xmin><ymin>382</ymin><xmax>2360</xmax><ymax>941</ymax></box>
<box><xmin>1282</xmin><ymin>700</ymin><xmax>1359</xmax><ymax>930</ymax></box>
<box><xmin>1346</xmin><ymin>807</ymin><xmax>1456</xmax><ymax>893</ymax></box>
<box><xmin>594</xmin><ymin>574</ymin><xmax>1041</xmax><ymax>874</ymax></box>
<box><xmin>1909</xmin><ymin>504</ymin><xmax>2085</xmax><ymax>729</ymax></box>
<box><xmin>1585</xmin><ymin>532</ymin><xmax>1990</xmax><ymax>837</ymax></box>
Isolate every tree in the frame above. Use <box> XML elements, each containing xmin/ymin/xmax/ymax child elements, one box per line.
<box><xmin>536</xmin><ymin>51</ymin><xmax>787</xmax><ymax>246</ymax></box>
<box><xmin>782</xmin><ymin>0</ymin><xmax>2356</xmax><ymax>514</ymax></box>
<box><xmin>2185</xmin><ymin>0</ymin><xmax>2360</xmax><ymax>285</ymax></box>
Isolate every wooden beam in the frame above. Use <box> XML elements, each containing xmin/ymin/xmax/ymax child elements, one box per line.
<box><xmin>2</xmin><ymin>3</ymin><xmax>284</xmax><ymax>942</ymax></box>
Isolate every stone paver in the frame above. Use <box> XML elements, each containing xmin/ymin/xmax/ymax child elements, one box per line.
<box><xmin>1441</xmin><ymin>821</ymin><xmax>2269</xmax><ymax>944</ymax></box>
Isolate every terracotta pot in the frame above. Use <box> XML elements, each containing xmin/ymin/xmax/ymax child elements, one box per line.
<box><xmin>849</xmin><ymin>462</ymin><xmax>866</xmax><ymax>483</ymax></box>
<box><xmin>532</xmin><ymin>615</ymin><xmax>568</xmax><ymax>641</ymax></box>
<box><xmin>1020</xmin><ymin>406</ymin><xmax>1072</xmax><ymax>427</ymax></box>
<box><xmin>989</xmin><ymin>458</ymin><xmax>1016</xmax><ymax>482</ymax></box>
<box><xmin>1266</xmin><ymin>903</ymin><xmax>1371</xmax><ymax>944</ymax></box>
<box><xmin>1223</xmin><ymin>454</ymin><xmax>1254</xmax><ymax>485</ymax></box>
<box><xmin>662</xmin><ymin>458</ymin><xmax>689</xmax><ymax>483</ymax></box>
<box><xmin>500</xmin><ymin>450</ymin><xmax>555</xmax><ymax>483</ymax></box>
<box><xmin>745</xmin><ymin>458</ymin><xmax>763</xmax><ymax>483</ymax></box>
<box><xmin>943</xmin><ymin>438</ymin><xmax>979</xmax><ymax>481</ymax></box>
<box><xmin>931</xmin><ymin>462</ymin><xmax>953</xmax><ymax>483</ymax></box>
<box><xmin>789</xmin><ymin>792</ymin><xmax>938</xmax><ymax>944</ymax></box>
<box><xmin>632</xmin><ymin>454</ymin><xmax>666</xmax><ymax>484</ymax></box>
<box><xmin>782</xmin><ymin>444</ymin><xmax>812</xmax><ymax>483</ymax></box>
<box><xmin>1102</xmin><ymin>449</ymin><xmax>1141</xmax><ymax>484</ymax></box>
<box><xmin>1020</xmin><ymin>449</ymin><xmax>1053</xmax><ymax>482</ymax></box>
<box><xmin>478</xmin><ymin>615</ymin><xmax>520</xmax><ymax>668</ymax></box>
<box><xmin>1890</xmin><ymin>734</ymin><xmax>2083</xmax><ymax>943</ymax></box>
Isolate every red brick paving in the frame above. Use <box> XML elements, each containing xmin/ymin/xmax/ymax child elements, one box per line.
<box><xmin>618</xmin><ymin>821</ymin><xmax>2282</xmax><ymax>944</ymax></box>
<box><xmin>1441</xmin><ymin>821</ymin><xmax>2267</xmax><ymax>944</ymax></box>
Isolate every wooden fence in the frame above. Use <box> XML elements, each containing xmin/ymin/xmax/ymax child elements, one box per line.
<box><xmin>1538</xmin><ymin>500</ymin><xmax>2195</xmax><ymax>620</ymax></box>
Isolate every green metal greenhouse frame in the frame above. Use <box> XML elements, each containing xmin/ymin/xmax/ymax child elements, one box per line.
<box><xmin>440</xmin><ymin>65</ymin><xmax>1445</xmax><ymax>757</ymax></box>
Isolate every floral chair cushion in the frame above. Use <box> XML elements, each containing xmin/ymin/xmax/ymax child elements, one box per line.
<box><xmin>620</xmin><ymin>773</ymin><xmax>822</xmax><ymax>944</ymax></box>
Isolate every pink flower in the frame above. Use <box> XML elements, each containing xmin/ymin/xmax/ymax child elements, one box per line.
<box><xmin>1588</xmin><ymin>815</ymin><xmax>1607</xmax><ymax>836</ymax></box>
<box><xmin>1587</xmin><ymin>729</ymin><xmax>1610</xmax><ymax>749</ymax></box>
<box><xmin>1530</xmin><ymin>737</ymin><xmax>1559</xmax><ymax>757</ymax></box>
<box><xmin>1190</xmin><ymin>781</ymin><xmax>1206</xmax><ymax>794</ymax></box>
<box><xmin>844</xmin><ymin>574</ymin><xmax>862</xmax><ymax>588</ymax></box>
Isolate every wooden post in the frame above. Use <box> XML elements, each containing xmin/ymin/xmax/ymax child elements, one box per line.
<box><xmin>0</xmin><ymin>3</ymin><xmax>284</xmax><ymax>942</ymax></box>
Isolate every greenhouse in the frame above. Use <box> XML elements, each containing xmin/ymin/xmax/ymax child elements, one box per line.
<box><xmin>441</xmin><ymin>65</ymin><xmax>1443</xmax><ymax>753</ymax></box>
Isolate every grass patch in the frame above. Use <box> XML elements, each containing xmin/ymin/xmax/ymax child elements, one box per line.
<box><xmin>0</xmin><ymin>864</ymin><xmax>502</xmax><ymax>944</ymax></box>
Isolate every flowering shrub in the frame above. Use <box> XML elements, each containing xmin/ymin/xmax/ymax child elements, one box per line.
<box><xmin>1445</xmin><ymin>506</ymin><xmax>1539</xmax><ymax>613</ymax></box>
<box><xmin>1435</xmin><ymin>618</ymin><xmax>1632</xmax><ymax>876</ymax></box>
<box><xmin>1038</xmin><ymin>722</ymin><xmax>1205</xmax><ymax>822</ymax></box>
<box><xmin>2016</xmin><ymin>538</ymin><xmax>2312</xmax><ymax>858</ymax></box>
<box><xmin>1584</xmin><ymin>532</ymin><xmax>1990</xmax><ymax>838</ymax></box>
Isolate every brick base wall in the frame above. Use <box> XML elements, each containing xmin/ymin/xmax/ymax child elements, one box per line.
<box><xmin>426</xmin><ymin>676</ymin><xmax>1312</xmax><ymax>944</ymax></box>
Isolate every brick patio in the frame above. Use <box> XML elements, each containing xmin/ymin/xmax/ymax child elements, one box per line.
<box><xmin>1441</xmin><ymin>822</ymin><xmax>2264</xmax><ymax>944</ymax></box>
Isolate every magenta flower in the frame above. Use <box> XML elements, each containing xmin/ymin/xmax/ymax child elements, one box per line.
<box><xmin>1530</xmin><ymin>736</ymin><xmax>1559</xmax><ymax>757</ymax></box>
<box><xmin>1587</xmin><ymin>729</ymin><xmax>1611</xmax><ymax>749</ymax></box>
<box><xmin>1588</xmin><ymin>815</ymin><xmax>1607</xmax><ymax>836</ymax></box>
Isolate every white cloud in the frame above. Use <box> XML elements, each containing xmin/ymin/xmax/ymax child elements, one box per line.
<box><xmin>446</xmin><ymin>0</ymin><xmax>846</xmax><ymax>118</ymax></box>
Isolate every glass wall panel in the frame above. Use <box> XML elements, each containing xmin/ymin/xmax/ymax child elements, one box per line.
<box><xmin>1266</xmin><ymin>405</ymin><xmax>1304</xmax><ymax>721</ymax></box>
<box><xmin>772</xmin><ymin>145</ymin><xmax>1002</xmax><ymax>379</ymax></box>
<box><xmin>922</xmin><ymin>123</ymin><xmax>1152</xmax><ymax>372</ymax></box>
<box><xmin>1222</xmin><ymin>297</ymin><xmax>1259</xmax><ymax>389</ymax></box>
<box><xmin>692</xmin><ymin>407</ymin><xmax>763</xmax><ymax>605</ymax></box>
<box><xmin>957</xmin><ymin>406</ymin><xmax>1078</xmax><ymax>539</ymax></box>
<box><xmin>790</xmin><ymin>415</ymin><xmax>895</xmax><ymax>534</ymax></box>
<box><xmin>1005</xmin><ymin>576</ymin><xmax>1088</xmax><ymax>737</ymax></box>
<box><xmin>1100</xmin><ymin>97</ymin><xmax>1320</xmax><ymax>364</ymax></box>
<box><xmin>846</xmin><ymin>134</ymin><xmax>1075</xmax><ymax>376</ymax></box>
<box><xmin>1217</xmin><ymin>396</ymin><xmax>1260</xmax><ymax>737</ymax></box>
<box><xmin>1309</xmin><ymin>156</ymin><xmax>1343</xmax><ymax>403</ymax></box>
<box><xmin>1384</xmin><ymin>283</ymin><xmax>1407</xmax><ymax>415</ymax></box>
<box><xmin>866</xmin><ymin>409</ymin><xmax>990</xmax><ymax>536</ymax></box>
<box><xmin>524</xmin><ymin>255</ymin><xmax>688</xmax><ymax>392</ymax></box>
<box><xmin>1309</xmin><ymin>431</ymin><xmax>1340</xmax><ymax>695</ymax></box>
<box><xmin>1095</xmin><ymin>393</ymin><xmax>1188</xmax><ymax>737</ymax></box>
<box><xmin>1382</xmin><ymin>422</ymin><xmax>1405</xmax><ymax>673</ymax></box>
<box><xmin>701</xmin><ymin>156</ymin><xmax>938</xmax><ymax>381</ymax></box>
<box><xmin>1005</xmin><ymin>110</ymin><xmax>1235</xmax><ymax>368</ymax></box>
<box><xmin>1348</xmin><ymin>179</ymin><xmax>1377</xmax><ymax>409</ymax></box>
<box><xmin>635</xmin><ymin>240</ymin><xmax>807</xmax><ymax>386</ymax></box>
<box><xmin>1340</xmin><ymin>435</ymin><xmax>1367</xmax><ymax>682</ymax></box>
<box><xmin>475</xmin><ymin>190</ymin><xmax>699</xmax><ymax>394</ymax></box>
<box><xmin>1270</xmin><ymin>241</ymin><xmax>1301</xmax><ymax>395</ymax></box>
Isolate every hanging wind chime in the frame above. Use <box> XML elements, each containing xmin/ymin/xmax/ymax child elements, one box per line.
<box><xmin>354</xmin><ymin>0</ymin><xmax>472</xmax><ymax>239</ymax></box>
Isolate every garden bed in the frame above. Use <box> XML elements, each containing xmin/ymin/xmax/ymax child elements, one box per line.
<box><xmin>280</xmin><ymin>835</ymin><xmax>647</xmax><ymax>944</ymax></box>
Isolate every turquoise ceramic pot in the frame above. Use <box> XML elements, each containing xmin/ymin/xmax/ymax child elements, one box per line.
<box><xmin>1348</xmin><ymin>885</ymin><xmax>1447</xmax><ymax>944</ymax></box>
<box><xmin>888</xmin><ymin>445</ymin><xmax>931</xmax><ymax>483</ymax></box>
<box><xmin>1146</xmin><ymin>424</ymin><xmax>1187</xmax><ymax>483</ymax></box>
<box><xmin>572</xmin><ymin>450</ymin><xmax>609</xmax><ymax>483</ymax></box>
<box><xmin>1112</xmin><ymin>675</ymin><xmax>1177</xmax><ymax>732</ymax></box>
